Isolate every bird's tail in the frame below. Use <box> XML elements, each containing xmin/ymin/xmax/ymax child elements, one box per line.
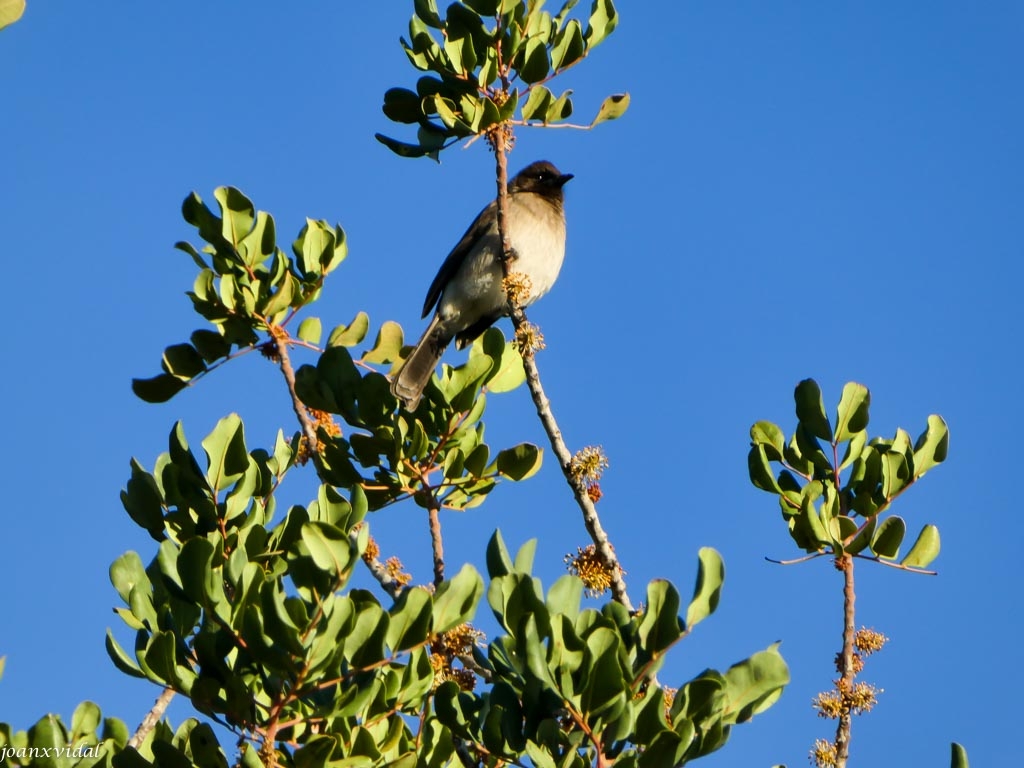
<box><xmin>391</xmin><ymin>315</ymin><xmax>451</xmax><ymax>411</ymax></box>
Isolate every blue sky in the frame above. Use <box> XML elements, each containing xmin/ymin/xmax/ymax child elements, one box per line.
<box><xmin>2</xmin><ymin>2</ymin><xmax>1021</xmax><ymax>765</ymax></box>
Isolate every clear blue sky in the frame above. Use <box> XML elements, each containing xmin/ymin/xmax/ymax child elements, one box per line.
<box><xmin>2</xmin><ymin>3</ymin><xmax>1020</xmax><ymax>765</ymax></box>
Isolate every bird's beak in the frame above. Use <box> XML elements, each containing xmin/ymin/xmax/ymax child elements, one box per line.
<box><xmin>557</xmin><ymin>173</ymin><xmax>574</xmax><ymax>187</ymax></box>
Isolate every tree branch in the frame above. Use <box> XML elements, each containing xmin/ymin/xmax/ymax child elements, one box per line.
<box><xmin>428</xmin><ymin>496</ymin><xmax>446</xmax><ymax>585</ymax></box>
<box><xmin>490</xmin><ymin>129</ymin><xmax>633</xmax><ymax>613</ymax></box>
<box><xmin>834</xmin><ymin>555</ymin><xmax>856</xmax><ymax>767</ymax></box>
<box><xmin>128</xmin><ymin>686</ymin><xmax>175</xmax><ymax>749</ymax></box>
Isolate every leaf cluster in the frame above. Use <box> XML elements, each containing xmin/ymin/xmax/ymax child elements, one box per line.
<box><xmin>132</xmin><ymin>187</ymin><xmax>347</xmax><ymax>404</ymax></box>
<box><xmin>433</xmin><ymin>533</ymin><xmax>789</xmax><ymax>767</ymax></box>
<box><xmin>378</xmin><ymin>0</ymin><xmax>627</xmax><ymax>160</ymax></box>
<box><xmin>748</xmin><ymin>379</ymin><xmax>948</xmax><ymax>569</ymax></box>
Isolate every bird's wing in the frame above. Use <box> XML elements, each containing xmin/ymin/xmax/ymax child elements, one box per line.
<box><xmin>421</xmin><ymin>199</ymin><xmax>498</xmax><ymax>318</ymax></box>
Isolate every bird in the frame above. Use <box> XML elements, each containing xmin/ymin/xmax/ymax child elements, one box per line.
<box><xmin>390</xmin><ymin>160</ymin><xmax>573</xmax><ymax>411</ymax></box>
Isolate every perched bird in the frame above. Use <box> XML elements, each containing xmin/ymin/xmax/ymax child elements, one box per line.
<box><xmin>391</xmin><ymin>160</ymin><xmax>573</xmax><ymax>410</ymax></box>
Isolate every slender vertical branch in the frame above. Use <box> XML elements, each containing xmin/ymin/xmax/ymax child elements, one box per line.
<box><xmin>428</xmin><ymin>496</ymin><xmax>446</xmax><ymax>585</ymax></box>
<box><xmin>834</xmin><ymin>554</ymin><xmax>856</xmax><ymax>767</ymax></box>
<box><xmin>128</xmin><ymin>686</ymin><xmax>175</xmax><ymax>749</ymax></box>
<box><xmin>490</xmin><ymin>128</ymin><xmax>633</xmax><ymax>613</ymax></box>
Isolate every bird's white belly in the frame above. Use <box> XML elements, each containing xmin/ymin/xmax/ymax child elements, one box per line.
<box><xmin>437</xmin><ymin>199</ymin><xmax>566</xmax><ymax>326</ymax></box>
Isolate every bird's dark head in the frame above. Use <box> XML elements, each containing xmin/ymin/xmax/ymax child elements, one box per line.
<box><xmin>510</xmin><ymin>160</ymin><xmax>574</xmax><ymax>198</ymax></box>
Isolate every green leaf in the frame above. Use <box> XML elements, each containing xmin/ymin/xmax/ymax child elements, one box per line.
<box><xmin>871</xmin><ymin>515</ymin><xmax>906</xmax><ymax>559</ymax></box>
<box><xmin>750</xmin><ymin>420</ymin><xmax>785</xmax><ymax>461</ymax></box>
<box><xmin>383</xmin><ymin>86</ymin><xmax>425</xmax><ymax>123</ymax></box>
<box><xmin>794</xmin><ymin>379</ymin><xmax>833</xmax><ymax>441</ymax></box>
<box><xmin>637</xmin><ymin>580</ymin><xmax>682</xmax><ymax>654</ymax></box>
<box><xmin>721</xmin><ymin>642</ymin><xmax>790</xmax><ymax>724</ymax></box>
<box><xmin>546</xmin><ymin>89</ymin><xmax>574</xmax><ymax>122</ymax></box>
<box><xmin>110</xmin><ymin>551</ymin><xmax>148</xmax><ymax>603</ymax></box>
<box><xmin>214</xmin><ymin>186</ymin><xmax>256</xmax><ymax>249</ymax></box>
<box><xmin>521</xmin><ymin>85</ymin><xmax>554</xmax><ymax>121</ymax></box>
<box><xmin>387</xmin><ymin>586</ymin><xmax>433</xmax><ymax>651</ymax></box>
<box><xmin>190</xmin><ymin>329</ymin><xmax>232</xmax><ymax>363</ymax></box>
<box><xmin>432</xmin><ymin>564</ymin><xmax>483</xmax><ymax>633</ymax></box>
<box><xmin>519</xmin><ymin>37</ymin><xmax>551</xmax><ymax>84</ymax></box>
<box><xmin>414</xmin><ymin>0</ymin><xmax>443</xmax><ymax>27</ymax></box>
<box><xmin>0</xmin><ymin>0</ymin><xmax>26</xmax><ymax>31</ymax></box>
<box><xmin>685</xmin><ymin>547</ymin><xmax>724</xmax><ymax>630</ymax></box>
<box><xmin>834</xmin><ymin>382</ymin><xmax>870</xmax><ymax>442</ymax></box>
<box><xmin>327</xmin><ymin>311</ymin><xmax>370</xmax><ymax>348</ymax></box>
<box><xmin>132</xmin><ymin>373</ymin><xmax>189</xmax><ymax>403</ymax></box>
<box><xmin>363</xmin><ymin>320</ymin><xmax>405</xmax><ymax>363</ymax></box>
<box><xmin>495</xmin><ymin>443</ymin><xmax>543</xmax><ymax>480</ymax></box>
<box><xmin>375</xmin><ymin>132</ymin><xmax>437</xmax><ymax>160</ymax></box>
<box><xmin>901</xmin><ymin>524</ymin><xmax>940</xmax><ymax>569</ymax></box>
<box><xmin>297</xmin><ymin>317</ymin><xmax>322</xmax><ymax>345</ymax></box>
<box><xmin>584</xmin><ymin>0</ymin><xmax>618</xmax><ymax>48</ymax></box>
<box><xmin>747</xmin><ymin>445</ymin><xmax>781</xmax><ymax>493</ymax></box>
<box><xmin>486</xmin><ymin>529</ymin><xmax>515</xmax><ymax>578</ymax></box>
<box><xmin>301</xmin><ymin>522</ymin><xmax>354</xmax><ymax>577</ymax></box>
<box><xmin>202</xmin><ymin>414</ymin><xmax>249</xmax><ymax>492</ymax></box>
<box><xmin>105</xmin><ymin>629</ymin><xmax>145</xmax><ymax>678</ymax></box>
<box><xmin>551</xmin><ymin>19</ymin><xmax>585</xmax><ymax>70</ymax></box>
<box><xmin>951</xmin><ymin>743</ymin><xmax>970</xmax><ymax>768</ymax></box>
<box><xmin>71</xmin><ymin>701</ymin><xmax>102</xmax><ymax>741</ymax></box>
<box><xmin>161</xmin><ymin>344</ymin><xmax>205</xmax><ymax>380</ymax></box>
<box><xmin>591</xmin><ymin>93</ymin><xmax>630</xmax><ymax>126</ymax></box>
<box><xmin>913</xmin><ymin>414</ymin><xmax>949</xmax><ymax>477</ymax></box>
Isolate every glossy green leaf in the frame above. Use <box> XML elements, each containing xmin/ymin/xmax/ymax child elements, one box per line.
<box><xmin>794</xmin><ymin>379</ymin><xmax>833</xmax><ymax>441</ymax></box>
<box><xmin>297</xmin><ymin>317</ymin><xmax>322</xmax><ymax>345</ymax></box>
<box><xmin>951</xmin><ymin>743</ymin><xmax>970</xmax><ymax>768</ymax></box>
<box><xmin>721</xmin><ymin>642</ymin><xmax>790</xmax><ymax>724</ymax></box>
<box><xmin>901</xmin><ymin>524</ymin><xmax>941</xmax><ymax>568</ymax></box>
<box><xmin>834</xmin><ymin>382</ymin><xmax>870</xmax><ymax>442</ymax></box>
<box><xmin>328</xmin><ymin>311</ymin><xmax>370</xmax><ymax>348</ymax></box>
<box><xmin>519</xmin><ymin>37</ymin><xmax>550</xmax><ymax>84</ymax></box>
<box><xmin>591</xmin><ymin>93</ymin><xmax>630</xmax><ymax>126</ymax></box>
<box><xmin>301</xmin><ymin>522</ymin><xmax>354</xmax><ymax>576</ymax></box>
<box><xmin>190</xmin><ymin>329</ymin><xmax>232</xmax><ymax>363</ymax></box>
<box><xmin>362</xmin><ymin>320</ymin><xmax>404</xmax><ymax>363</ymax></box>
<box><xmin>551</xmin><ymin>19</ymin><xmax>585</xmax><ymax>70</ymax></box>
<box><xmin>71</xmin><ymin>701</ymin><xmax>101</xmax><ymax>742</ymax></box>
<box><xmin>161</xmin><ymin>343</ymin><xmax>206</xmax><ymax>379</ymax></box>
<box><xmin>521</xmin><ymin>85</ymin><xmax>554</xmax><ymax>121</ymax></box>
<box><xmin>0</xmin><ymin>0</ymin><xmax>26</xmax><ymax>30</ymax></box>
<box><xmin>110</xmin><ymin>551</ymin><xmax>148</xmax><ymax>604</ymax></box>
<box><xmin>201</xmin><ymin>414</ymin><xmax>249</xmax><ymax>492</ymax></box>
<box><xmin>686</xmin><ymin>547</ymin><xmax>724</xmax><ymax>630</ymax></box>
<box><xmin>432</xmin><ymin>564</ymin><xmax>483</xmax><ymax>633</ymax></box>
<box><xmin>387</xmin><ymin>586</ymin><xmax>433</xmax><ymax>651</ymax></box>
<box><xmin>383</xmin><ymin>86</ymin><xmax>424</xmax><ymax>123</ymax></box>
<box><xmin>105</xmin><ymin>629</ymin><xmax>145</xmax><ymax>678</ymax></box>
<box><xmin>638</xmin><ymin>580</ymin><xmax>682</xmax><ymax>654</ymax></box>
<box><xmin>871</xmin><ymin>515</ymin><xmax>906</xmax><ymax>559</ymax></box>
<box><xmin>375</xmin><ymin>132</ymin><xmax>436</xmax><ymax>159</ymax></box>
<box><xmin>750</xmin><ymin>420</ymin><xmax>785</xmax><ymax>460</ymax></box>
<box><xmin>747</xmin><ymin>445</ymin><xmax>781</xmax><ymax>493</ymax></box>
<box><xmin>844</xmin><ymin>516</ymin><xmax>876</xmax><ymax>555</ymax></box>
<box><xmin>495</xmin><ymin>443</ymin><xmax>543</xmax><ymax>480</ymax></box>
<box><xmin>584</xmin><ymin>0</ymin><xmax>618</xmax><ymax>48</ymax></box>
<box><xmin>486</xmin><ymin>529</ymin><xmax>515</xmax><ymax>578</ymax></box>
<box><xmin>546</xmin><ymin>89</ymin><xmax>574</xmax><ymax>122</ymax></box>
<box><xmin>913</xmin><ymin>414</ymin><xmax>950</xmax><ymax>477</ymax></box>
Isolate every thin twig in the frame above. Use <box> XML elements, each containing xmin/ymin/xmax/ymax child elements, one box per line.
<box><xmin>128</xmin><ymin>687</ymin><xmax>175</xmax><ymax>749</ymax></box>
<box><xmin>851</xmin><ymin>553</ymin><xmax>937</xmax><ymax>575</ymax></box>
<box><xmin>428</xmin><ymin>499</ymin><xmax>446</xmax><ymax>585</ymax></box>
<box><xmin>834</xmin><ymin>555</ymin><xmax>856</xmax><ymax>768</ymax></box>
<box><xmin>490</xmin><ymin>129</ymin><xmax>633</xmax><ymax>613</ymax></box>
<box><xmin>765</xmin><ymin>552</ymin><xmax>827</xmax><ymax>566</ymax></box>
